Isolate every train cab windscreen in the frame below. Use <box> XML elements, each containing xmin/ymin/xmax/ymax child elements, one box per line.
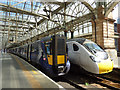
<box><xmin>84</xmin><ymin>42</ymin><xmax>108</xmax><ymax>60</ymax></box>
<box><xmin>84</xmin><ymin>43</ymin><xmax>103</xmax><ymax>52</ymax></box>
<box><xmin>45</xmin><ymin>38</ymin><xmax>66</xmax><ymax>55</ymax></box>
<box><xmin>45</xmin><ymin>42</ymin><xmax>51</xmax><ymax>55</ymax></box>
<box><xmin>57</xmin><ymin>39</ymin><xmax>66</xmax><ymax>55</ymax></box>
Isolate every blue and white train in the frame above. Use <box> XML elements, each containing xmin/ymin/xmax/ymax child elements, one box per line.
<box><xmin>8</xmin><ymin>35</ymin><xmax>70</xmax><ymax>77</ymax></box>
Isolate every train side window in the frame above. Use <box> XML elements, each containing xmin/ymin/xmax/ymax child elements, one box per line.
<box><xmin>73</xmin><ymin>44</ymin><xmax>79</xmax><ymax>51</ymax></box>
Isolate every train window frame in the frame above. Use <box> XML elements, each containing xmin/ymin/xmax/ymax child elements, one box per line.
<box><xmin>84</xmin><ymin>43</ymin><xmax>104</xmax><ymax>52</ymax></box>
<box><xmin>73</xmin><ymin>44</ymin><xmax>79</xmax><ymax>51</ymax></box>
<box><xmin>45</xmin><ymin>42</ymin><xmax>51</xmax><ymax>55</ymax></box>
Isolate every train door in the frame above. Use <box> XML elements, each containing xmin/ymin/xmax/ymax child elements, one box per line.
<box><xmin>27</xmin><ymin>45</ymin><xmax>29</xmax><ymax>60</ymax></box>
<box><xmin>28</xmin><ymin>44</ymin><xmax>32</xmax><ymax>62</ymax></box>
<box><xmin>25</xmin><ymin>46</ymin><xmax>28</xmax><ymax>59</ymax></box>
<box><xmin>30</xmin><ymin>43</ymin><xmax>39</xmax><ymax>62</ymax></box>
<box><xmin>45</xmin><ymin>42</ymin><xmax>52</xmax><ymax>64</ymax></box>
<box><xmin>37</xmin><ymin>42</ymin><xmax>42</xmax><ymax>64</ymax></box>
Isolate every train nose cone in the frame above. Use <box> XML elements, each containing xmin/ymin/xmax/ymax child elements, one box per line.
<box><xmin>95</xmin><ymin>51</ymin><xmax>108</xmax><ymax>60</ymax></box>
<box><xmin>98</xmin><ymin>60</ymin><xmax>113</xmax><ymax>74</ymax></box>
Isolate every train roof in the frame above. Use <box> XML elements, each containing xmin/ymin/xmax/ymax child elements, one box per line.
<box><xmin>41</xmin><ymin>34</ymin><xmax>65</xmax><ymax>42</ymax></box>
<box><xmin>67</xmin><ymin>38</ymin><xmax>92</xmax><ymax>44</ymax></box>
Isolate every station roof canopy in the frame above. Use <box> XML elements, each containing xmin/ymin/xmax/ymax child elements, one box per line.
<box><xmin>0</xmin><ymin>0</ymin><xmax>119</xmax><ymax>48</ymax></box>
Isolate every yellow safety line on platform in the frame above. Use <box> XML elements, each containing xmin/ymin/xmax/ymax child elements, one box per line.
<box><xmin>32</xmin><ymin>69</ymin><xmax>39</xmax><ymax>74</ymax></box>
<box><xmin>13</xmin><ymin>55</ymin><xmax>41</xmax><ymax>88</ymax></box>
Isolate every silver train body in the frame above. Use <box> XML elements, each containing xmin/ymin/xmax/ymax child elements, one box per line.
<box><xmin>67</xmin><ymin>38</ymin><xmax>113</xmax><ymax>74</ymax></box>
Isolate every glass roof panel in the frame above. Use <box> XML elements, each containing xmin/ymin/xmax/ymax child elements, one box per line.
<box><xmin>0</xmin><ymin>0</ymin><xmax>119</xmax><ymax>47</ymax></box>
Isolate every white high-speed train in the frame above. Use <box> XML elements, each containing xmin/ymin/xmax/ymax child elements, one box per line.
<box><xmin>67</xmin><ymin>38</ymin><xmax>113</xmax><ymax>74</ymax></box>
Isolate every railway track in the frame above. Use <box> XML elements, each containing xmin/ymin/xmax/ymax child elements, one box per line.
<box><xmin>60</xmin><ymin>76</ymin><xmax>108</xmax><ymax>89</ymax></box>
<box><xmin>54</xmin><ymin>71</ymin><xmax>109</xmax><ymax>89</ymax></box>
<box><xmin>93</xmin><ymin>68</ymin><xmax>120</xmax><ymax>89</ymax></box>
<box><xmin>97</xmin><ymin>75</ymin><xmax>120</xmax><ymax>84</ymax></box>
<box><xmin>89</xmin><ymin>74</ymin><xmax>120</xmax><ymax>90</ymax></box>
<box><xmin>55</xmin><ymin>76</ymin><xmax>86</xmax><ymax>90</ymax></box>
<box><xmin>56</xmin><ymin>69</ymin><xmax>120</xmax><ymax>90</ymax></box>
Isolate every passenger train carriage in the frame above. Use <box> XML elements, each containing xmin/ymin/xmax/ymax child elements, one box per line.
<box><xmin>8</xmin><ymin>35</ymin><xmax>70</xmax><ymax>77</ymax></box>
<box><xmin>67</xmin><ymin>38</ymin><xmax>113</xmax><ymax>74</ymax></box>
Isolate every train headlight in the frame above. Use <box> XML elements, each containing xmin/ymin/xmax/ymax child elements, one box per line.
<box><xmin>111</xmin><ymin>58</ymin><xmax>113</xmax><ymax>61</ymax></box>
<box><xmin>90</xmin><ymin>56</ymin><xmax>95</xmax><ymax>62</ymax></box>
<box><xmin>89</xmin><ymin>56</ymin><xmax>101</xmax><ymax>63</ymax></box>
<box><xmin>110</xmin><ymin>56</ymin><xmax>113</xmax><ymax>61</ymax></box>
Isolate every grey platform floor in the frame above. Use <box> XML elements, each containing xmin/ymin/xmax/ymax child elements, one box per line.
<box><xmin>0</xmin><ymin>52</ymin><xmax>62</xmax><ymax>89</ymax></box>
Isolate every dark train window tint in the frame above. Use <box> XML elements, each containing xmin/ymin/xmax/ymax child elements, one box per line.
<box><xmin>57</xmin><ymin>39</ymin><xmax>65</xmax><ymax>55</ymax></box>
<box><xmin>66</xmin><ymin>44</ymin><xmax>68</xmax><ymax>53</ymax></box>
<box><xmin>73</xmin><ymin>44</ymin><xmax>79</xmax><ymax>51</ymax></box>
<box><xmin>45</xmin><ymin>42</ymin><xmax>51</xmax><ymax>55</ymax></box>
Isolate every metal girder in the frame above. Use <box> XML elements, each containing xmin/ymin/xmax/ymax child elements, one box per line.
<box><xmin>105</xmin><ymin>1</ymin><xmax>120</xmax><ymax>17</ymax></box>
<box><xmin>51</xmin><ymin>13</ymin><xmax>92</xmax><ymax>32</ymax></box>
<box><xmin>0</xmin><ymin>29</ymin><xmax>24</xmax><ymax>32</ymax></box>
<box><xmin>0</xmin><ymin>3</ymin><xmax>62</xmax><ymax>26</ymax></box>
<box><xmin>80</xmin><ymin>0</ymin><xmax>94</xmax><ymax>13</ymax></box>
<box><xmin>74</xmin><ymin>33</ymin><xmax>92</xmax><ymax>38</ymax></box>
<box><xmin>1</xmin><ymin>7</ymin><xmax>48</xmax><ymax>18</ymax></box>
<box><xmin>0</xmin><ymin>3</ymin><xmax>48</xmax><ymax>18</ymax></box>
<box><xmin>36</xmin><ymin>2</ymin><xmax>71</xmax><ymax>26</ymax></box>
<box><xmin>25</xmin><ymin>2</ymin><xmax>71</xmax><ymax>33</ymax></box>
<box><xmin>10</xmin><ymin>19</ymin><xmax>36</xmax><ymax>24</ymax></box>
<box><xmin>0</xmin><ymin>18</ymin><xmax>36</xmax><ymax>24</ymax></box>
<box><xmin>22</xmin><ymin>13</ymin><xmax>93</xmax><ymax>43</ymax></box>
<box><xmin>47</xmin><ymin>2</ymin><xmax>64</xmax><ymax>5</ymax></box>
<box><xmin>12</xmin><ymin>0</ymin><xmax>27</xmax><ymax>7</ymax></box>
<box><xmin>0</xmin><ymin>31</ymin><xmax>8</xmax><ymax>34</ymax></box>
<box><xmin>43</xmin><ymin>9</ymin><xmax>78</xmax><ymax>18</ymax></box>
<box><xmin>0</xmin><ymin>25</ymin><xmax>29</xmax><ymax>29</ymax></box>
<box><xmin>65</xmin><ymin>13</ymin><xmax>92</xmax><ymax>29</ymax></box>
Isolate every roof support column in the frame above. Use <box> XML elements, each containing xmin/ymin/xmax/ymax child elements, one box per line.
<box><xmin>8</xmin><ymin>3</ymin><xmax>11</xmax><ymax>43</ymax></box>
<box><xmin>15</xmin><ymin>13</ymin><xmax>18</xmax><ymax>43</ymax></box>
<box><xmin>92</xmin><ymin>6</ymin><xmax>118</xmax><ymax>68</ymax></box>
<box><xmin>64</xmin><ymin>31</ymin><xmax>67</xmax><ymax>38</ymax></box>
<box><xmin>64</xmin><ymin>2</ymin><xmax>67</xmax><ymax>39</ymax></box>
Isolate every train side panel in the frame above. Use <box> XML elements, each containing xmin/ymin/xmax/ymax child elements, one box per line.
<box><xmin>30</xmin><ymin>42</ymin><xmax>39</xmax><ymax>62</ymax></box>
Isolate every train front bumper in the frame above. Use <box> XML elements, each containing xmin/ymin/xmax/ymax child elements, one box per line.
<box><xmin>98</xmin><ymin>59</ymin><xmax>113</xmax><ymax>74</ymax></box>
<box><xmin>58</xmin><ymin>60</ymin><xmax>70</xmax><ymax>76</ymax></box>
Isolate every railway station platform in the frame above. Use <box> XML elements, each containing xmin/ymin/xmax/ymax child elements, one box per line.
<box><xmin>0</xmin><ymin>52</ymin><xmax>63</xmax><ymax>89</ymax></box>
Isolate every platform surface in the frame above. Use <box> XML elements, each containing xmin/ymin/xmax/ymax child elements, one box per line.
<box><xmin>0</xmin><ymin>52</ymin><xmax>63</xmax><ymax>89</ymax></box>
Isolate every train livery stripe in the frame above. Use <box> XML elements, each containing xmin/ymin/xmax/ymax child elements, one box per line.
<box><xmin>98</xmin><ymin>60</ymin><xmax>113</xmax><ymax>74</ymax></box>
<box><xmin>47</xmin><ymin>55</ymin><xmax>53</xmax><ymax>65</ymax></box>
<box><xmin>32</xmin><ymin>69</ymin><xmax>39</xmax><ymax>74</ymax></box>
<box><xmin>47</xmin><ymin>55</ymin><xmax>65</xmax><ymax>65</ymax></box>
<box><xmin>57</xmin><ymin>55</ymin><xmax>65</xmax><ymax>64</ymax></box>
